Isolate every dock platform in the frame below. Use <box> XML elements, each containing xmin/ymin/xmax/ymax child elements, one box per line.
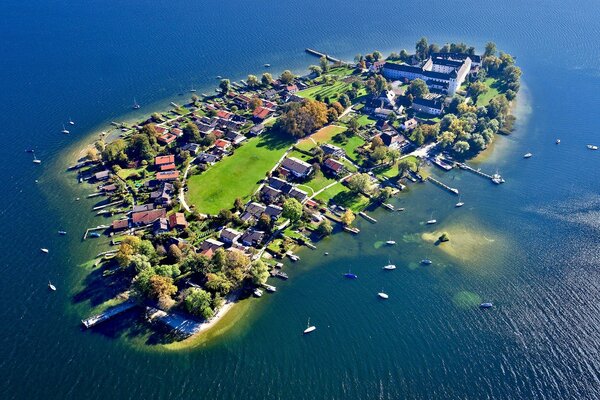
<box><xmin>81</xmin><ymin>300</ymin><xmax>137</xmax><ymax>329</ymax></box>
<box><xmin>359</xmin><ymin>211</ymin><xmax>377</xmax><ymax>223</ymax></box>
<box><xmin>427</xmin><ymin>176</ymin><xmax>459</xmax><ymax>195</ymax></box>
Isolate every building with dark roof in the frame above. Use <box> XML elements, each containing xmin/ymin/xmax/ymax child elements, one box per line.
<box><xmin>411</xmin><ymin>98</ymin><xmax>444</xmax><ymax>115</ymax></box>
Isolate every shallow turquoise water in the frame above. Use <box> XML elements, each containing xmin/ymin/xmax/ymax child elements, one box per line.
<box><xmin>2</xmin><ymin>0</ymin><xmax>600</xmax><ymax>399</ymax></box>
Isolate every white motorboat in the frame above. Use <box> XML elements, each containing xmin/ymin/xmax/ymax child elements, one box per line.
<box><xmin>455</xmin><ymin>196</ymin><xmax>464</xmax><ymax>207</ymax></box>
<box><xmin>556</xmin><ymin>139</ymin><xmax>560</xmax><ymax>144</ymax></box>
<box><xmin>61</xmin><ymin>124</ymin><xmax>70</xmax><ymax>134</ymax></box>
<box><xmin>253</xmin><ymin>288</ymin><xmax>263</xmax><ymax>297</ymax></box>
<box><xmin>303</xmin><ymin>318</ymin><xmax>316</xmax><ymax>334</ymax></box>
<box><xmin>68</xmin><ymin>117</ymin><xmax>75</xmax><ymax>126</ymax></box>
<box><xmin>386</xmin><ymin>240</ymin><xmax>396</xmax><ymax>245</ymax></box>
<box><xmin>426</xmin><ymin>219</ymin><xmax>437</xmax><ymax>225</ymax></box>
<box><xmin>523</xmin><ymin>152</ymin><xmax>532</xmax><ymax>158</ymax></box>
<box><xmin>48</xmin><ymin>281</ymin><xmax>56</xmax><ymax>291</ymax></box>
<box><xmin>41</xmin><ymin>248</ymin><xmax>49</xmax><ymax>253</ymax></box>
<box><xmin>378</xmin><ymin>291</ymin><xmax>389</xmax><ymax>299</ymax></box>
<box><xmin>421</xmin><ymin>259</ymin><xmax>432</xmax><ymax>265</ymax></box>
<box><xmin>383</xmin><ymin>263</ymin><xmax>396</xmax><ymax>270</ymax></box>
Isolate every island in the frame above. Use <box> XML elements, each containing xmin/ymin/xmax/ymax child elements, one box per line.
<box><xmin>72</xmin><ymin>38</ymin><xmax>521</xmax><ymax>344</ymax></box>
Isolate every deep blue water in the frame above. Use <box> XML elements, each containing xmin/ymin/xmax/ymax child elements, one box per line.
<box><xmin>2</xmin><ymin>0</ymin><xmax>600</xmax><ymax>399</ymax></box>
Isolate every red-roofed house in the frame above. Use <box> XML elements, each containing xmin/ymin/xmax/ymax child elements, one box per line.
<box><xmin>132</xmin><ymin>208</ymin><xmax>166</xmax><ymax>226</ymax></box>
<box><xmin>154</xmin><ymin>126</ymin><xmax>167</xmax><ymax>134</ymax></box>
<box><xmin>158</xmin><ymin>133</ymin><xmax>177</xmax><ymax>145</ymax></box>
<box><xmin>155</xmin><ymin>155</ymin><xmax>175</xmax><ymax>166</ymax></box>
<box><xmin>112</xmin><ymin>219</ymin><xmax>130</xmax><ymax>231</ymax></box>
<box><xmin>156</xmin><ymin>170</ymin><xmax>180</xmax><ymax>181</ymax></box>
<box><xmin>214</xmin><ymin>139</ymin><xmax>232</xmax><ymax>151</ymax></box>
<box><xmin>160</xmin><ymin>163</ymin><xmax>176</xmax><ymax>171</ymax></box>
<box><xmin>324</xmin><ymin>158</ymin><xmax>345</xmax><ymax>176</ymax></box>
<box><xmin>286</xmin><ymin>84</ymin><xmax>299</xmax><ymax>94</ymax></box>
<box><xmin>168</xmin><ymin>212</ymin><xmax>188</xmax><ymax>230</ymax></box>
<box><xmin>217</xmin><ymin>110</ymin><xmax>233</xmax><ymax>120</ymax></box>
<box><xmin>253</xmin><ymin>106</ymin><xmax>273</xmax><ymax>121</ymax></box>
<box><xmin>171</xmin><ymin>127</ymin><xmax>183</xmax><ymax>137</ymax></box>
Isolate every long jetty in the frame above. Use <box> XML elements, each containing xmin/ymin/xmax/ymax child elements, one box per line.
<box><xmin>457</xmin><ymin>163</ymin><xmax>493</xmax><ymax>180</ymax></box>
<box><xmin>305</xmin><ymin>48</ymin><xmax>345</xmax><ymax>64</ymax></box>
<box><xmin>427</xmin><ymin>176</ymin><xmax>459</xmax><ymax>195</ymax></box>
<box><xmin>358</xmin><ymin>211</ymin><xmax>377</xmax><ymax>223</ymax></box>
<box><xmin>81</xmin><ymin>300</ymin><xmax>137</xmax><ymax>329</ymax></box>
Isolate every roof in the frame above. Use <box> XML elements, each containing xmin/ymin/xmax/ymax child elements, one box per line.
<box><xmin>240</xmin><ymin>229</ymin><xmax>266</xmax><ymax>246</ymax></box>
<box><xmin>422</xmin><ymin>70</ymin><xmax>452</xmax><ymax>81</ymax></box>
<box><xmin>153</xmin><ymin>217</ymin><xmax>169</xmax><ymax>232</ymax></box>
<box><xmin>214</xmin><ymin>139</ymin><xmax>231</xmax><ymax>149</ymax></box>
<box><xmin>324</xmin><ymin>158</ymin><xmax>344</xmax><ymax>172</ymax></box>
<box><xmin>197</xmin><ymin>152</ymin><xmax>220</xmax><ymax>164</ymax></box>
<box><xmin>321</xmin><ymin>143</ymin><xmax>343</xmax><ymax>155</ymax></box>
<box><xmin>160</xmin><ymin>163</ymin><xmax>176</xmax><ymax>171</ymax></box>
<box><xmin>155</xmin><ymin>155</ymin><xmax>175</xmax><ymax>166</ymax></box>
<box><xmin>132</xmin><ymin>203</ymin><xmax>155</xmax><ymax>213</ymax></box>
<box><xmin>102</xmin><ymin>184</ymin><xmax>117</xmax><ymax>192</ymax></box>
<box><xmin>383</xmin><ymin>62</ymin><xmax>423</xmax><ymax>74</ymax></box>
<box><xmin>220</xmin><ymin>227</ymin><xmax>242</xmax><ymax>242</ymax></box>
<box><xmin>156</xmin><ymin>170</ymin><xmax>180</xmax><ymax>181</ymax></box>
<box><xmin>432</xmin><ymin>58</ymin><xmax>464</xmax><ymax>68</ymax></box>
<box><xmin>132</xmin><ymin>208</ymin><xmax>166</xmax><ymax>225</ymax></box>
<box><xmin>112</xmin><ymin>219</ymin><xmax>129</xmax><ymax>230</ymax></box>
<box><xmin>431</xmin><ymin>52</ymin><xmax>480</xmax><ymax>63</ymax></box>
<box><xmin>412</xmin><ymin>97</ymin><xmax>444</xmax><ymax>110</ymax></box>
<box><xmin>281</xmin><ymin>157</ymin><xmax>312</xmax><ymax>176</ymax></box>
<box><xmin>253</xmin><ymin>106</ymin><xmax>272</xmax><ymax>120</ymax></box>
<box><xmin>268</xmin><ymin>176</ymin><xmax>292</xmax><ymax>192</ymax></box>
<box><xmin>265</xmin><ymin>204</ymin><xmax>283</xmax><ymax>218</ymax></box>
<box><xmin>159</xmin><ymin>133</ymin><xmax>177</xmax><ymax>144</ymax></box>
<box><xmin>200</xmin><ymin>238</ymin><xmax>224</xmax><ymax>252</ymax></box>
<box><xmin>260</xmin><ymin>185</ymin><xmax>282</xmax><ymax>200</ymax></box>
<box><xmin>168</xmin><ymin>212</ymin><xmax>188</xmax><ymax>228</ymax></box>
<box><xmin>217</xmin><ymin>110</ymin><xmax>233</xmax><ymax>120</ymax></box>
<box><xmin>380</xmin><ymin>132</ymin><xmax>406</xmax><ymax>146</ymax></box>
<box><xmin>245</xmin><ymin>202</ymin><xmax>266</xmax><ymax>217</ymax></box>
<box><xmin>288</xmin><ymin>187</ymin><xmax>308</xmax><ymax>202</ymax></box>
<box><xmin>95</xmin><ymin>170</ymin><xmax>110</xmax><ymax>179</ymax></box>
<box><xmin>154</xmin><ymin>126</ymin><xmax>167</xmax><ymax>134</ymax></box>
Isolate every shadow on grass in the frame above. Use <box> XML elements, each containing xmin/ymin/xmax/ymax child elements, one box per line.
<box><xmin>255</xmin><ymin>128</ymin><xmax>295</xmax><ymax>151</ymax></box>
<box><xmin>72</xmin><ymin>262</ymin><xmax>133</xmax><ymax>307</ymax></box>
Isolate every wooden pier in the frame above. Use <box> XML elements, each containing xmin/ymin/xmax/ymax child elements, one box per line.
<box><xmin>458</xmin><ymin>163</ymin><xmax>492</xmax><ymax>179</ymax></box>
<box><xmin>305</xmin><ymin>48</ymin><xmax>346</xmax><ymax>64</ymax></box>
<box><xmin>83</xmin><ymin>224</ymin><xmax>109</xmax><ymax>240</ymax></box>
<box><xmin>81</xmin><ymin>300</ymin><xmax>137</xmax><ymax>329</ymax></box>
<box><xmin>427</xmin><ymin>176</ymin><xmax>459</xmax><ymax>195</ymax></box>
<box><xmin>359</xmin><ymin>211</ymin><xmax>377</xmax><ymax>223</ymax></box>
<box><xmin>343</xmin><ymin>226</ymin><xmax>360</xmax><ymax>234</ymax></box>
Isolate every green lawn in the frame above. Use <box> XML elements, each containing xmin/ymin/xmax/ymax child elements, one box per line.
<box><xmin>297</xmin><ymin>81</ymin><xmax>352</xmax><ymax>101</ymax></box>
<box><xmin>302</xmin><ymin>171</ymin><xmax>337</xmax><ymax>193</ymax></box>
<box><xmin>356</xmin><ymin>114</ymin><xmax>376</xmax><ymax>127</ymax></box>
<box><xmin>476</xmin><ymin>78</ymin><xmax>501</xmax><ymax>106</ymax></box>
<box><xmin>296</xmin><ymin>125</ymin><xmax>348</xmax><ymax>152</ymax></box>
<box><xmin>186</xmin><ymin>129</ymin><xmax>294</xmax><ymax>214</ymax></box>
<box><xmin>315</xmin><ymin>182</ymin><xmax>346</xmax><ymax>203</ymax></box>
<box><xmin>374</xmin><ymin>155</ymin><xmax>419</xmax><ymax>180</ymax></box>
<box><xmin>116</xmin><ymin>166</ymin><xmax>146</xmax><ymax>180</ymax></box>
<box><xmin>325</xmin><ymin>66</ymin><xmax>356</xmax><ymax>77</ymax></box>
<box><xmin>330</xmin><ymin>134</ymin><xmax>365</xmax><ymax>161</ymax></box>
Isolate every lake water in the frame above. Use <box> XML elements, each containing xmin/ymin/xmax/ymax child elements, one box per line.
<box><xmin>2</xmin><ymin>0</ymin><xmax>600</xmax><ymax>399</ymax></box>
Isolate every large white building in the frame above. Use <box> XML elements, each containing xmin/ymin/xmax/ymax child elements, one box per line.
<box><xmin>382</xmin><ymin>54</ymin><xmax>475</xmax><ymax>95</ymax></box>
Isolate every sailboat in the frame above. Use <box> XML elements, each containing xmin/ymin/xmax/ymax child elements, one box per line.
<box><xmin>426</xmin><ymin>212</ymin><xmax>437</xmax><ymax>224</ymax></box>
<box><xmin>421</xmin><ymin>259</ymin><xmax>432</xmax><ymax>265</ymax></box>
<box><xmin>61</xmin><ymin>124</ymin><xmax>70</xmax><ymax>134</ymax></box>
<box><xmin>455</xmin><ymin>196</ymin><xmax>464</xmax><ymax>208</ymax></box>
<box><xmin>40</xmin><ymin>248</ymin><xmax>49</xmax><ymax>253</ymax></box>
<box><xmin>48</xmin><ymin>281</ymin><xmax>56</xmax><ymax>291</ymax></box>
<box><xmin>190</xmin><ymin>84</ymin><xmax>197</xmax><ymax>93</ymax></box>
<box><xmin>344</xmin><ymin>269</ymin><xmax>358</xmax><ymax>279</ymax></box>
<box><xmin>386</xmin><ymin>238</ymin><xmax>396</xmax><ymax>245</ymax></box>
<box><xmin>32</xmin><ymin>152</ymin><xmax>41</xmax><ymax>164</ymax></box>
<box><xmin>383</xmin><ymin>260</ymin><xmax>396</xmax><ymax>270</ymax></box>
<box><xmin>132</xmin><ymin>98</ymin><xmax>141</xmax><ymax>109</ymax></box>
<box><xmin>523</xmin><ymin>152</ymin><xmax>533</xmax><ymax>158</ymax></box>
<box><xmin>68</xmin><ymin>117</ymin><xmax>75</xmax><ymax>126</ymax></box>
<box><xmin>303</xmin><ymin>318</ymin><xmax>316</xmax><ymax>334</ymax></box>
<box><xmin>378</xmin><ymin>289</ymin><xmax>389</xmax><ymax>299</ymax></box>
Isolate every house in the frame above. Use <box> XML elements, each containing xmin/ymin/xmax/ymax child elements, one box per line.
<box><xmin>380</xmin><ymin>132</ymin><xmax>408</xmax><ymax>150</ymax></box>
<box><xmin>233</xmin><ymin>94</ymin><xmax>252</xmax><ymax>109</ymax></box>
<box><xmin>150</xmin><ymin>182</ymin><xmax>173</xmax><ymax>205</ymax></box>
<box><xmin>168</xmin><ymin>212</ymin><xmax>188</xmax><ymax>230</ymax></box>
<box><xmin>196</xmin><ymin>122</ymin><xmax>214</xmax><ymax>134</ymax></box>
<box><xmin>411</xmin><ymin>98</ymin><xmax>444</xmax><ymax>116</ymax></box>
<box><xmin>401</xmin><ymin>118</ymin><xmax>418</xmax><ymax>131</ymax></box>
<box><xmin>155</xmin><ymin>155</ymin><xmax>175</xmax><ymax>166</ymax></box>
<box><xmin>264</xmin><ymin>89</ymin><xmax>277</xmax><ymax>100</ymax></box>
<box><xmin>374</xmin><ymin>107</ymin><xmax>395</xmax><ymax>119</ymax></box>
<box><xmin>240</xmin><ymin>229</ymin><xmax>266</xmax><ymax>247</ymax></box>
<box><xmin>199</xmin><ymin>238</ymin><xmax>224</xmax><ymax>256</ymax></box>
<box><xmin>224</xmin><ymin>131</ymin><xmax>247</xmax><ymax>145</ymax></box>
<box><xmin>241</xmin><ymin>202</ymin><xmax>266</xmax><ymax>222</ymax></box>
<box><xmin>154</xmin><ymin>126</ymin><xmax>167</xmax><ymax>135</ymax></box>
<box><xmin>265</xmin><ymin>204</ymin><xmax>283</xmax><ymax>219</ymax></box>
<box><xmin>153</xmin><ymin>218</ymin><xmax>169</xmax><ymax>235</ymax></box>
<box><xmin>369</xmin><ymin>60</ymin><xmax>386</xmax><ymax>73</ymax></box>
<box><xmin>248</xmin><ymin>124</ymin><xmax>265</xmax><ymax>137</ymax></box>
<box><xmin>214</xmin><ymin>139</ymin><xmax>232</xmax><ymax>151</ymax></box>
<box><xmin>94</xmin><ymin>170</ymin><xmax>110</xmax><ymax>181</ymax></box>
<box><xmin>286</xmin><ymin>84</ymin><xmax>299</xmax><ymax>94</ymax></box>
<box><xmin>102</xmin><ymin>184</ymin><xmax>117</xmax><ymax>193</ymax></box>
<box><xmin>160</xmin><ymin>163</ymin><xmax>176</xmax><ymax>171</ymax></box>
<box><xmin>156</xmin><ymin>170</ymin><xmax>180</xmax><ymax>181</ymax></box>
<box><xmin>220</xmin><ymin>227</ymin><xmax>242</xmax><ymax>244</ymax></box>
<box><xmin>158</xmin><ymin>133</ymin><xmax>177</xmax><ymax>145</ymax></box>
<box><xmin>111</xmin><ymin>219</ymin><xmax>129</xmax><ymax>231</ymax></box>
<box><xmin>171</xmin><ymin>127</ymin><xmax>183</xmax><ymax>137</ymax></box>
<box><xmin>132</xmin><ymin>203</ymin><xmax>155</xmax><ymax>213</ymax></box>
<box><xmin>321</xmin><ymin>143</ymin><xmax>344</xmax><ymax>157</ymax></box>
<box><xmin>132</xmin><ymin>208</ymin><xmax>166</xmax><ymax>226</ymax></box>
<box><xmin>281</xmin><ymin>157</ymin><xmax>313</xmax><ymax>179</ymax></box>
<box><xmin>260</xmin><ymin>185</ymin><xmax>282</xmax><ymax>203</ymax></box>
<box><xmin>253</xmin><ymin>106</ymin><xmax>273</xmax><ymax>121</ymax></box>
<box><xmin>268</xmin><ymin>176</ymin><xmax>292</xmax><ymax>193</ymax></box>
<box><xmin>181</xmin><ymin>143</ymin><xmax>200</xmax><ymax>155</ymax></box>
<box><xmin>323</xmin><ymin>158</ymin><xmax>345</xmax><ymax>176</ymax></box>
<box><xmin>216</xmin><ymin>110</ymin><xmax>233</xmax><ymax>120</ymax></box>
<box><xmin>197</xmin><ymin>152</ymin><xmax>220</xmax><ymax>165</ymax></box>
<box><xmin>288</xmin><ymin>187</ymin><xmax>309</xmax><ymax>203</ymax></box>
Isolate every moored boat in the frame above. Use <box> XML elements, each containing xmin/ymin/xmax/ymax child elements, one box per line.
<box><xmin>303</xmin><ymin>318</ymin><xmax>316</xmax><ymax>334</ymax></box>
<box><xmin>41</xmin><ymin>248</ymin><xmax>49</xmax><ymax>253</ymax></box>
<box><xmin>587</xmin><ymin>144</ymin><xmax>598</xmax><ymax>150</ymax></box>
<box><xmin>58</xmin><ymin>230</ymin><xmax>67</xmax><ymax>235</ymax></box>
<box><xmin>344</xmin><ymin>271</ymin><xmax>358</xmax><ymax>279</ymax></box>
<box><xmin>253</xmin><ymin>288</ymin><xmax>263</xmax><ymax>297</ymax></box>
<box><xmin>523</xmin><ymin>152</ymin><xmax>532</xmax><ymax>158</ymax></box>
<box><xmin>48</xmin><ymin>281</ymin><xmax>56</xmax><ymax>291</ymax></box>
<box><xmin>383</xmin><ymin>263</ymin><xmax>396</xmax><ymax>270</ymax></box>
<box><xmin>378</xmin><ymin>291</ymin><xmax>389</xmax><ymax>299</ymax></box>
<box><xmin>386</xmin><ymin>240</ymin><xmax>396</xmax><ymax>245</ymax></box>
<box><xmin>421</xmin><ymin>259</ymin><xmax>432</xmax><ymax>265</ymax></box>
<box><xmin>480</xmin><ymin>302</ymin><xmax>493</xmax><ymax>309</ymax></box>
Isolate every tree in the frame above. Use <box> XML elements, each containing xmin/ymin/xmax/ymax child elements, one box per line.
<box><xmin>129</xmin><ymin>134</ymin><xmax>156</xmax><ymax>161</ymax></box>
<box><xmin>219</xmin><ymin>79</ymin><xmax>230</xmax><ymax>94</ymax></box>
<box><xmin>338</xmin><ymin>94</ymin><xmax>351</xmax><ymax>108</ymax></box>
<box><xmin>148</xmin><ymin>275</ymin><xmax>177</xmax><ymax>300</ymax></box>
<box><xmin>348</xmin><ymin>116</ymin><xmax>360</xmax><ymax>134</ymax></box>
<box><xmin>276</xmin><ymin>100</ymin><xmax>328</xmax><ymax>138</ymax></box>
<box><xmin>354</xmin><ymin>54</ymin><xmax>363</xmax><ymax>64</ymax></box>
<box><xmin>234</xmin><ymin>197</ymin><xmax>245</xmax><ymax>211</ymax></box>
<box><xmin>249</xmin><ymin>97</ymin><xmax>263</xmax><ymax>111</ymax></box>
<box><xmin>280</xmin><ymin>70</ymin><xmax>295</xmax><ymax>85</ymax></box>
<box><xmin>309</xmin><ymin>65</ymin><xmax>322</xmax><ymax>77</ymax></box>
<box><xmin>261</xmin><ymin>73</ymin><xmax>273</xmax><ymax>86</ymax></box>
<box><xmin>341</xmin><ymin>209</ymin><xmax>355</xmax><ymax>226</ymax></box>
<box><xmin>484</xmin><ymin>42</ymin><xmax>497</xmax><ymax>57</ymax></box>
<box><xmin>453</xmin><ymin>140</ymin><xmax>470</xmax><ymax>154</ymax></box>
<box><xmin>205</xmin><ymin>272</ymin><xmax>233</xmax><ymax>294</ymax></box>
<box><xmin>185</xmin><ymin>288</ymin><xmax>214</xmax><ymax>319</ymax></box>
<box><xmin>116</xmin><ymin>242</ymin><xmax>135</xmax><ymax>268</ymax></box>
<box><xmin>467</xmin><ymin>81</ymin><xmax>488</xmax><ymax>101</ymax></box>
<box><xmin>282</xmin><ymin>198</ymin><xmax>303</xmax><ymax>221</ymax></box>
<box><xmin>316</xmin><ymin>219</ymin><xmax>333</xmax><ymax>236</ymax></box>
<box><xmin>406</xmin><ymin>79</ymin><xmax>429</xmax><ymax>98</ymax></box>
<box><xmin>347</xmin><ymin>173</ymin><xmax>372</xmax><ymax>194</ymax></box>
<box><xmin>130</xmin><ymin>253</ymin><xmax>152</xmax><ymax>273</ymax></box>
<box><xmin>371</xmin><ymin>146</ymin><xmax>388</xmax><ymax>163</ymax></box>
<box><xmin>167</xmin><ymin>244</ymin><xmax>183</xmax><ymax>263</ymax></box>
<box><xmin>249</xmin><ymin>260</ymin><xmax>269</xmax><ymax>285</ymax></box>
<box><xmin>388</xmin><ymin>149</ymin><xmax>401</xmax><ymax>164</ymax></box>
<box><xmin>319</xmin><ymin>56</ymin><xmax>329</xmax><ymax>73</ymax></box>
<box><xmin>397</xmin><ymin>158</ymin><xmax>416</xmax><ymax>176</ymax></box>
<box><xmin>247</xmin><ymin>74</ymin><xmax>259</xmax><ymax>88</ymax></box>
<box><xmin>86</xmin><ymin>147</ymin><xmax>99</xmax><ymax>161</ymax></box>
<box><xmin>182</xmin><ymin>122</ymin><xmax>201</xmax><ymax>143</ymax></box>
<box><xmin>487</xmin><ymin>95</ymin><xmax>510</xmax><ymax>119</ymax></box>
<box><xmin>217</xmin><ymin>208</ymin><xmax>233</xmax><ymax>225</ymax></box>
<box><xmin>102</xmin><ymin>139</ymin><xmax>128</xmax><ymax>165</ymax></box>
<box><xmin>373</xmin><ymin>50</ymin><xmax>383</xmax><ymax>61</ymax></box>
<box><xmin>415</xmin><ymin>37</ymin><xmax>429</xmax><ymax>60</ymax></box>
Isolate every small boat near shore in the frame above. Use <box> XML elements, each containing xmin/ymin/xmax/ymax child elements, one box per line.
<box><xmin>132</xmin><ymin>98</ymin><xmax>141</xmax><ymax>109</ymax></box>
<box><xmin>48</xmin><ymin>281</ymin><xmax>56</xmax><ymax>291</ymax></box>
<box><xmin>344</xmin><ymin>270</ymin><xmax>358</xmax><ymax>279</ymax></box>
<box><xmin>253</xmin><ymin>288</ymin><xmax>263</xmax><ymax>297</ymax></box>
<box><xmin>264</xmin><ymin>63</ymin><xmax>271</xmax><ymax>68</ymax></box>
<box><xmin>61</xmin><ymin>124</ymin><xmax>70</xmax><ymax>134</ymax></box>
<box><xmin>303</xmin><ymin>318</ymin><xmax>316</xmax><ymax>334</ymax></box>
<box><xmin>68</xmin><ymin>117</ymin><xmax>75</xmax><ymax>126</ymax></box>
<box><xmin>421</xmin><ymin>259</ymin><xmax>432</xmax><ymax>265</ymax></box>
<box><xmin>426</xmin><ymin>219</ymin><xmax>437</xmax><ymax>225</ymax></box>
